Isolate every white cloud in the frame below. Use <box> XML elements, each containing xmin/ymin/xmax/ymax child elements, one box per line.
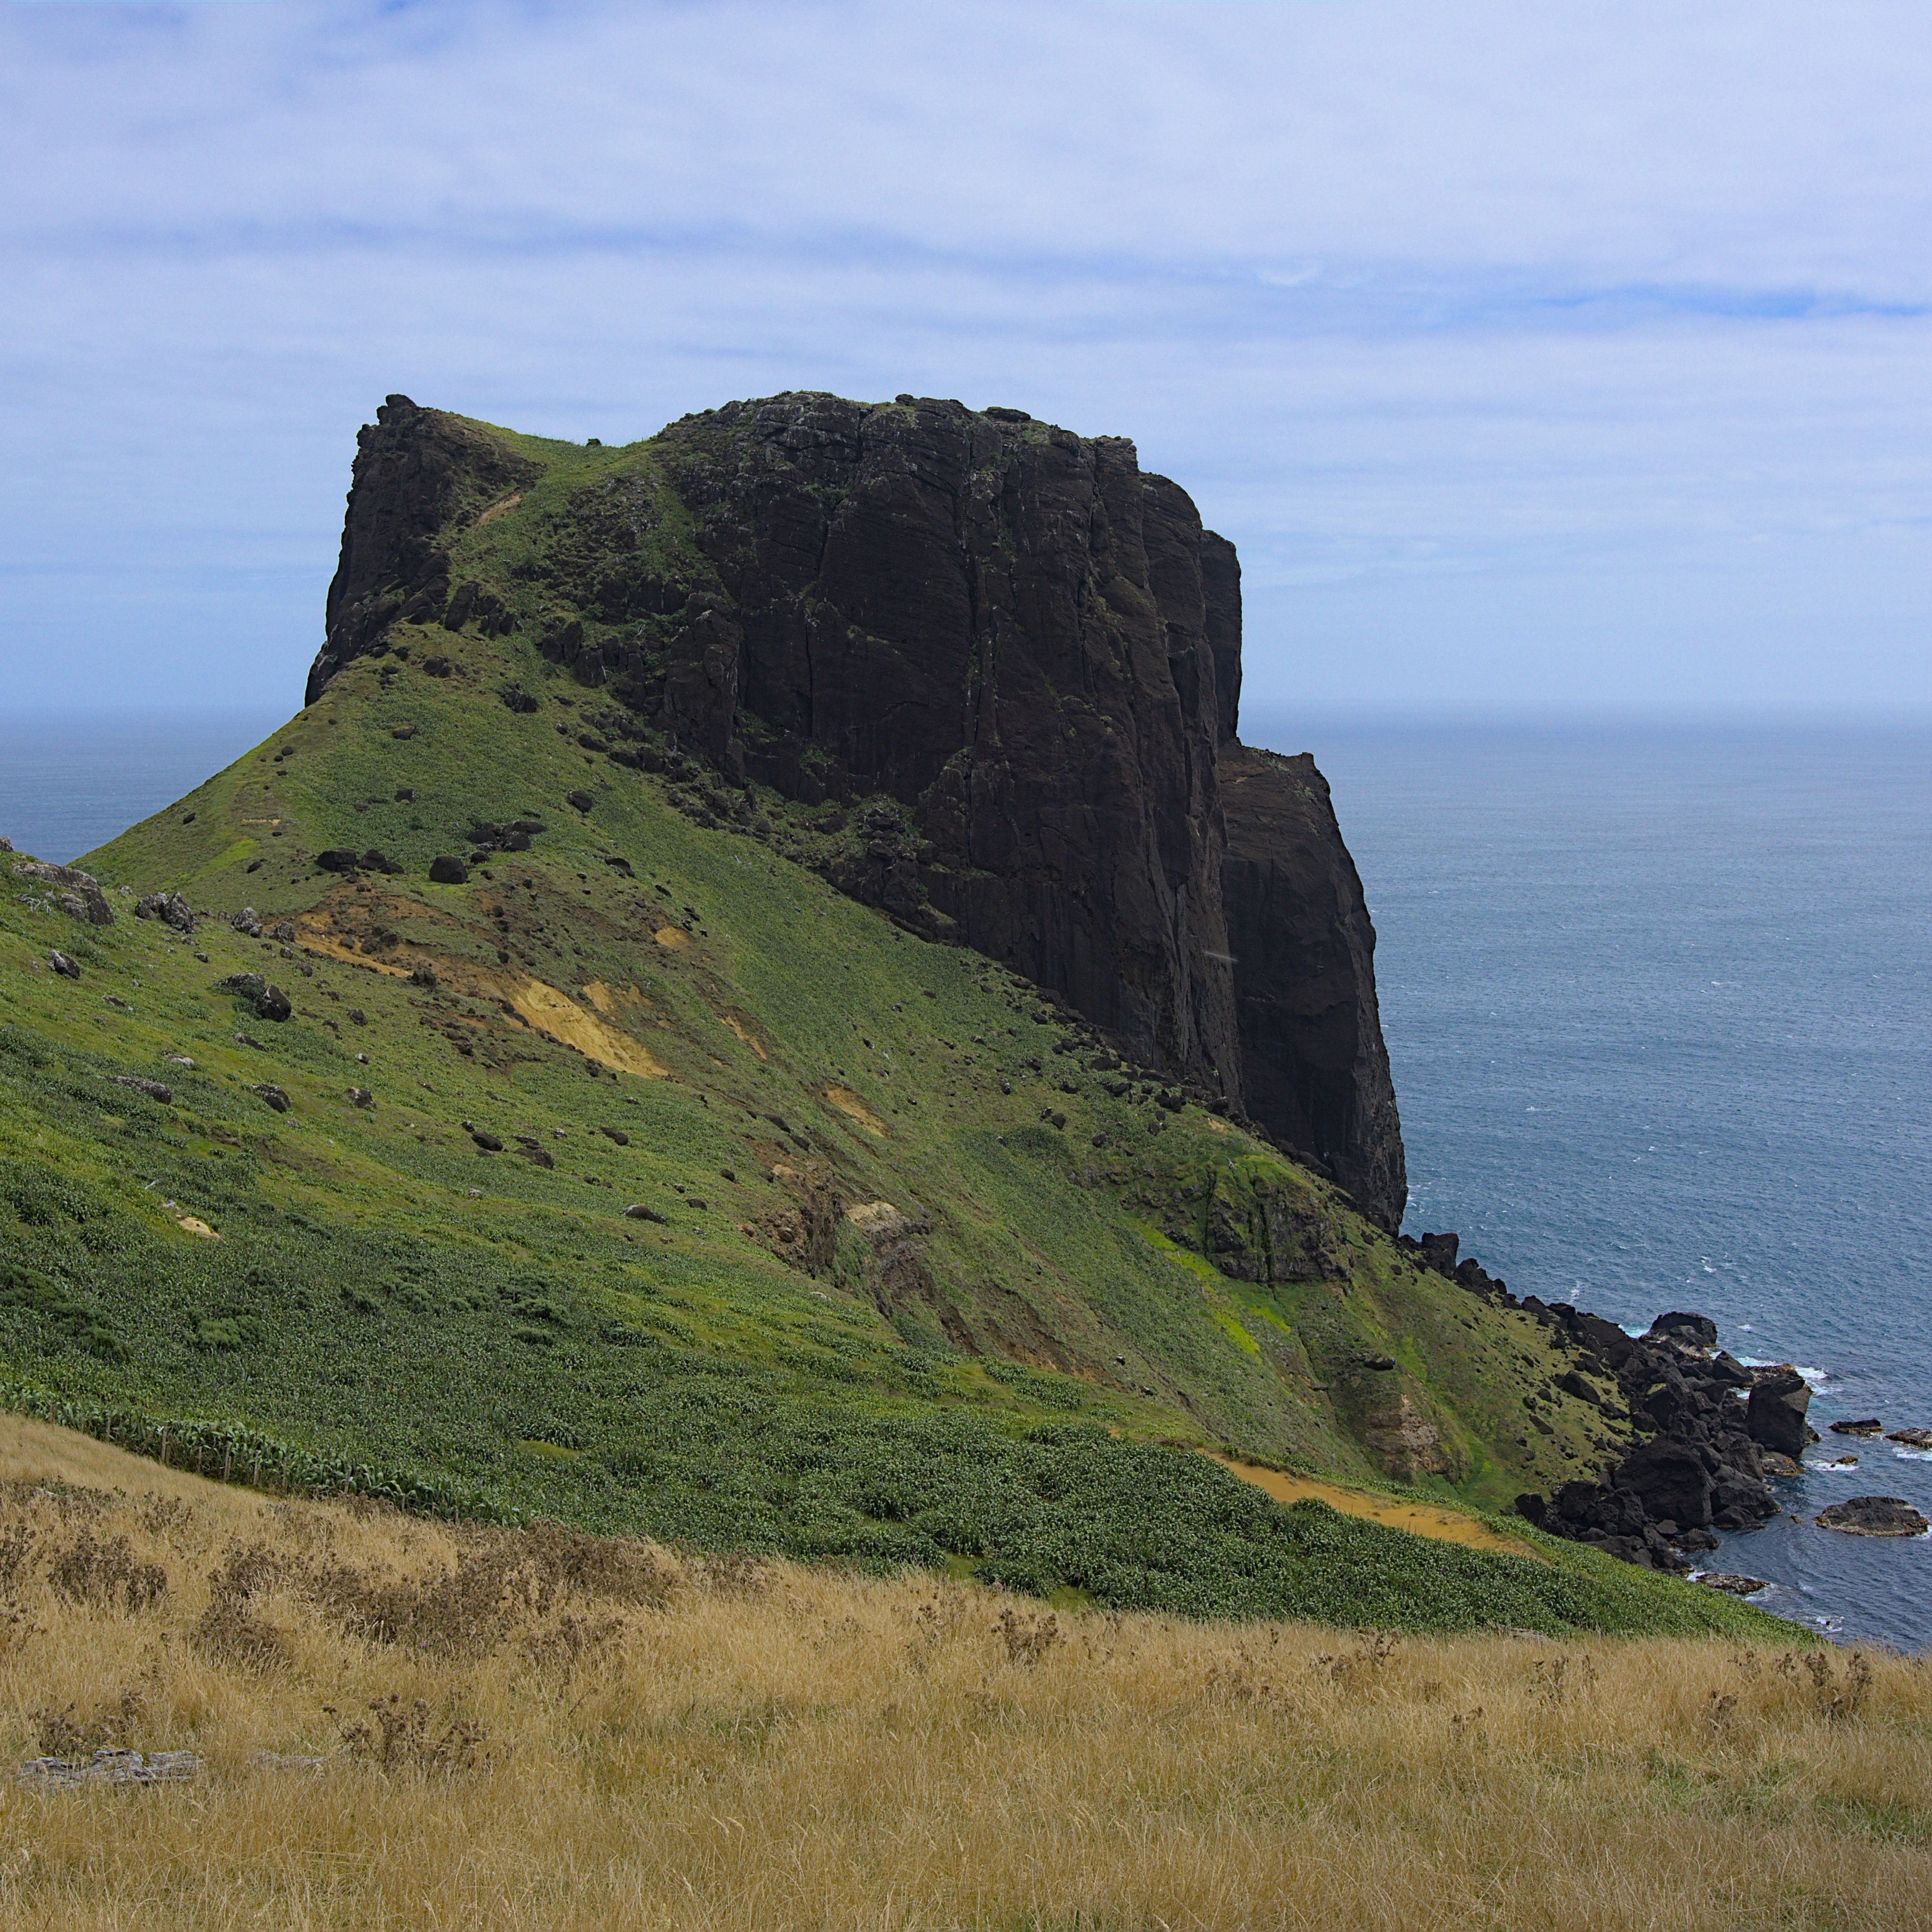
<box><xmin>3</xmin><ymin>0</ymin><xmax>1930</xmax><ymax>707</ymax></box>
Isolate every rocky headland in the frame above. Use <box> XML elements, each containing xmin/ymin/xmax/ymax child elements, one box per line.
<box><xmin>309</xmin><ymin>393</ymin><xmax>1408</xmax><ymax>1229</ymax></box>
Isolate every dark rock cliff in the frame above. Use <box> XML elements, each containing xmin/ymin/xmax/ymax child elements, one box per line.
<box><xmin>307</xmin><ymin>391</ymin><xmax>1409</xmax><ymax>1228</ymax></box>
<box><xmin>1219</xmin><ymin>745</ymin><xmax>1406</xmax><ymax>1225</ymax></box>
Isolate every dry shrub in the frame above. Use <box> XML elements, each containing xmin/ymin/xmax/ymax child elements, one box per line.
<box><xmin>996</xmin><ymin>1605</ymin><xmax>1061</xmax><ymax>1665</ymax></box>
<box><xmin>520</xmin><ymin>1609</ymin><xmax>623</xmax><ymax>1679</ymax></box>
<box><xmin>190</xmin><ymin>1542</ymin><xmax>291</xmax><ymax>1672</ymax></box>
<box><xmin>32</xmin><ymin>1684</ymin><xmax>145</xmax><ymax>1757</ymax></box>
<box><xmin>697</xmin><ymin>1548</ymin><xmax>772</xmax><ymax>1597</ymax></box>
<box><xmin>46</xmin><ymin>1527</ymin><xmax>167</xmax><ymax>1612</ymax></box>
<box><xmin>337</xmin><ymin>1692</ymin><xmax>488</xmax><ymax>1772</ymax></box>
<box><xmin>1311</xmin><ymin>1627</ymin><xmax>1399</xmax><ymax>1688</ymax></box>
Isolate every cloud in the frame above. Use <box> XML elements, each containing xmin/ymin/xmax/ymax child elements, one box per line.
<box><xmin>3</xmin><ymin>0</ymin><xmax>1931</xmax><ymax>708</ymax></box>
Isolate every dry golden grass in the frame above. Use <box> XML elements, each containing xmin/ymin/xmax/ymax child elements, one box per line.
<box><xmin>0</xmin><ymin>1413</ymin><xmax>1927</xmax><ymax>1931</ymax></box>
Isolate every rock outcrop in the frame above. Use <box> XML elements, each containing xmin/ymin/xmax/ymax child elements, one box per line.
<box><xmin>1408</xmin><ymin>1243</ymin><xmax>1784</xmax><ymax>1568</ymax></box>
<box><xmin>305</xmin><ymin>391</ymin><xmax>1410</xmax><ymax>1226</ymax></box>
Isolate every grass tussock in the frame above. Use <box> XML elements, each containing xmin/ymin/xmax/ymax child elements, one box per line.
<box><xmin>0</xmin><ymin>1417</ymin><xmax>1926</xmax><ymax>1930</ymax></box>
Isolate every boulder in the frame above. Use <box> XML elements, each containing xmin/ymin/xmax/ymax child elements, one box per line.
<box><xmin>428</xmin><ymin>855</ymin><xmax>468</xmax><ymax>885</ymax></box>
<box><xmin>14</xmin><ymin>860</ymin><xmax>114</xmax><ymax>926</ymax></box>
<box><xmin>1613</xmin><ymin>1439</ymin><xmax>1714</xmax><ymax>1530</ymax></box>
<box><xmin>108</xmin><ymin>1075</ymin><xmax>171</xmax><ymax>1104</ymax></box>
<box><xmin>252</xmin><ymin>1084</ymin><xmax>291</xmax><ymax>1113</ymax></box>
<box><xmin>1815</xmin><ymin>1496</ymin><xmax>1930</xmax><ymax>1537</ymax></box>
<box><xmin>1746</xmin><ymin>1367</ymin><xmax>1814</xmax><ymax>1458</ymax></box>
<box><xmin>1647</xmin><ymin>1311</ymin><xmax>1718</xmax><ymax>1353</ymax></box>
<box><xmin>216</xmin><ymin>973</ymin><xmax>292</xmax><ymax>1022</ymax></box>
<box><xmin>1696</xmin><ymin>1573</ymin><xmax>1769</xmax><ymax>1596</ymax></box>
<box><xmin>134</xmin><ymin>891</ymin><xmax>195</xmax><ymax>932</ymax></box>
<box><xmin>623</xmin><ymin>1203</ymin><xmax>668</xmax><ymax>1224</ymax></box>
<box><xmin>231</xmin><ymin>906</ymin><xmax>264</xmax><ymax>938</ymax></box>
<box><xmin>1830</xmin><ymin>1418</ymin><xmax>1884</xmax><ymax>1436</ymax></box>
<box><xmin>47</xmin><ymin>949</ymin><xmax>80</xmax><ymax>980</ymax></box>
<box><xmin>1886</xmin><ymin>1427</ymin><xmax>1932</xmax><ymax>1450</ymax></box>
<box><xmin>316</xmin><ymin>849</ymin><xmax>360</xmax><ymax>874</ymax></box>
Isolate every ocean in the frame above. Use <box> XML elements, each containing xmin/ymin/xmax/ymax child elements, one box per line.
<box><xmin>5</xmin><ymin>705</ymin><xmax>1930</xmax><ymax>1647</ymax></box>
<box><xmin>1250</xmin><ymin>710</ymin><xmax>1932</xmax><ymax>1649</ymax></box>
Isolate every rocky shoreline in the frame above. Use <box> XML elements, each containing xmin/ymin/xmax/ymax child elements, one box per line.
<box><xmin>1401</xmin><ymin>1232</ymin><xmax>1802</xmax><ymax>1571</ymax></box>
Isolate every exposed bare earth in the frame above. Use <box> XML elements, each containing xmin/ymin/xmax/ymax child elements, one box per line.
<box><xmin>1211</xmin><ymin>1454</ymin><xmax>1547</xmax><ymax>1562</ymax></box>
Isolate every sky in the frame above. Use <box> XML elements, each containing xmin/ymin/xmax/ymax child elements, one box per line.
<box><xmin>3</xmin><ymin>0</ymin><xmax>1931</xmax><ymax>719</ymax></box>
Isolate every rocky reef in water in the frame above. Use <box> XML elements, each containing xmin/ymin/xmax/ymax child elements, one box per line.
<box><xmin>308</xmin><ymin>393</ymin><xmax>1408</xmax><ymax>1229</ymax></box>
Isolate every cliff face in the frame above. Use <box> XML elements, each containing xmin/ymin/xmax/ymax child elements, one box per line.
<box><xmin>1219</xmin><ymin>745</ymin><xmax>1406</xmax><ymax>1227</ymax></box>
<box><xmin>307</xmin><ymin>391</ymin><xmax>1407</xmax><ymax>1227</ymax></box>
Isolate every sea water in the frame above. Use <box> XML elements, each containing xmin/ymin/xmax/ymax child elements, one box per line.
<box><xmin>5</xmin><ymin>705</ymin><xmax>1930</xmax><ymax>1645</ymax></box>
<box><xmin>1249</xmin><ymin>711</ymin><xmax>1932</xmax><ymax>1649</ymax></box>
<box><xmin>0</xmin><ymin>709</ymin><xmax>282</xmax><ymax>867</ymax></box>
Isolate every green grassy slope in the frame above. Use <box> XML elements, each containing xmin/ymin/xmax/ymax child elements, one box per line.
<box><xmin>0</xmin><ymin>416</ymin><xmax>1781</xmax><ymax>1637</ymax></box>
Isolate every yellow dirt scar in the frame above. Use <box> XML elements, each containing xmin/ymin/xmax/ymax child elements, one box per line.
<box><xmin>510</xmin><ymin>980</ymin><xmax>670</xmax><ymax>1079</ymax></box>
<box><xmin>581</xmin><ymin>980</ymin><xmax>648</xmax><ymax>1017</ymax></box>
<box><xmin>653</xmin><ymin>926</ymin><xmax>690</xmax><ymax>950</ymax></box>
<box><xmin>474</xmin><ymin>490</ymin><xmax>523</xmax><ymax>526</ymax></box>
<box><xmin>824</xmin><ymin>1086</ymin><xmax>887</xmax><ymax>1137</ymax></box>
<box><xmin>176</xmin><ymin>1217</ymin><xmax>220</xmax><ymax>1240</ymax></box>
<box><xmin>1208</xmin><ymin>1455</ymin><xmax>1547</xmax><ymax>1563</ymax></box>
<box><xmin>291</xmin><ymin>915</ymin><xmax>669</xmax><ymax>1079</ymax></box>
<box><xmin>718</xmin><ymin>1013</ymin><xmax>768</xmax><ymax>1060</ymax></box>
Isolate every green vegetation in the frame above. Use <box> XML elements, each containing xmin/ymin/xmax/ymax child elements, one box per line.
<box><xmin>0</xmin><ymin>413</ymin><xmax>1784</xmax><ymax>1636</ymax></box>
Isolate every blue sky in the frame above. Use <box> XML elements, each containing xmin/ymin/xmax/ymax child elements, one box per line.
<box><xmin>3</xmin><ymin>0</ymin><xmax>1931</xmax><ymax>716</ymax></box>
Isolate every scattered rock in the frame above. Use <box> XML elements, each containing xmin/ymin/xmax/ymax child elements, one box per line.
<box><xmin>231</xmin><ymin>906</ymin><xmax>264</xmax><ymax>937</ymax></box>
<box><xmin>347</xmin><ymin>1088</ymin><xmax>374</xmax><ymax>1109</ymax></box>
<box><xmin>566</xmin><ymin>789</ymin><xmax>594</xmax><ymax>814</ymax></box>
<box><xmin>1695</xmin><ymin>1573</ymin><xmax>1769</xmax><ymax>1597</ymax></box>
<box><xmin>1886</xmin><ymin>1427</ymin><xmax>1932</xmax><ymax>1450</ymax></box>
<box><xmin>468</xmin><ymin>1129</ymin><xmax>504</xmax><ymax>1152</ymax></box>
<box><xmin>18</xmin><ymin>1748</ymin><xmax>199</xmax><ymax>1790</ymax></box>
<box><xmin>252</xmin><ymin>1084</ymin><xmax>290</xmax><ymax>1113</ymax></box>
<box><xmin>391</xmin><ymin>725</ymin><xmax>417</xmax><ymax>740</ymax></box>
<box><xmin>360</xmin><ymin>848</ymin><xmax>402</xmax><ymax>875</ymax></box>
<box><xmin>316</xmin><ymin>849</ymin><xmax>360</xmax><ymax>874</ymax></box>
<box><xmin>1815</xmin><ymin>1496</ymin><xmax>1930</xmax><ymax>1537</ymax></box>
<box><xmin>134</xmin><ymin>891</ymin><xmax>195</xmax><ymax>932</ymax></box>
<box><xmin>428</xmin><ymin>855</ymin><xmax>468</xmax><ymax>885</ymax></box>
<box><xmin>599</xmin><ymin>1126</ymin><xmax>630</xmax><ymax>1145</ymax></box>
<box><xmin>216</xmin><ymin>973</ymin><xmax>292</xmax><ymax>1022</ymax></box>
<box><xmin>0</xmin><ymin>836</ymin><xmax>10</xmax><ymax>851</ymax></box>
<box><xmin>1830</xmin><ymin>1418</ymin><xmax>1884</xmax><ymax>1436</ymax></box>
<box><xmin>109</xmin><ymin>1075</ymin><xmax>172</xmax><ymax>1104</ymax></box>
<box><xmin>47</xmin><ymin>949</ymin><xmax>80</xmax><ymax>979</ymax></box>
<box><xmin>623</xmin><ymin>1203</ymin><xmax>668</xmax><ymax>1223</ymax></box>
